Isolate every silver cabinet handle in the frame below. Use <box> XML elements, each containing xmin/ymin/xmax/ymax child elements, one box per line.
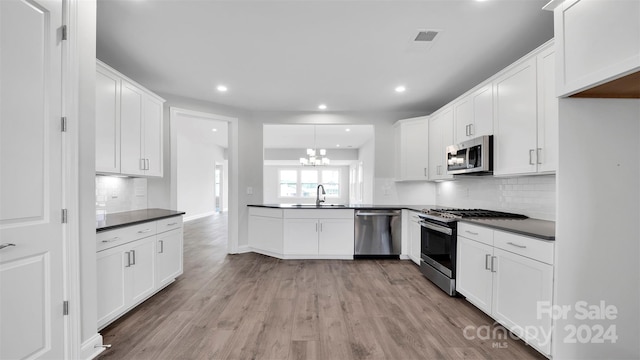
<box><xmin>159</xmin><ymin>240</ymin><xmax>164</xmax><ymax>253</ymax></box>
<box><xmin>315</xmin><ymin>223</ymin><xmax>318</xmax><ymax>232</ymax></box>
<box><xmin>146</xmin><ymin>159</ymin><xmax>150</xmax><ymax>170</ymax></box>
<box><xmin>485</xmin><ymin>254</ymin><xmax>491</xmax><ymax>270</ymax></box>
<box><xmin>507</xmin><ymin>242</ymin><xmax>527</xmax><ymax>249</ymax></box>
<box><xmin>131</xmin><ymin>250</ymin><xmax>136</xmax><ymax>265</ymax></box>
<box><xmin>491</xmin><ymin>256</ymin><xmax>497</xmax><ymax>272</ymax></box>
<box><xmin>166</xmin><ymin>222</ymin><xmax>178</xmax><ymax>226</ymax></box>
<box><xmin>537</xmin><ymin>148</ymin><xmax>542</xmax><ymax>165</ymax></box>
<box><xmin>101</xmin><ymin>237</ymin><xmax>120</xmax><ymax>243</ymax></box>
<box><xmin>138</xmin><ymin>229</ymin><xmax>152</xmax><ymax>234</ymax></box>
<box><xmin>320</xmin><ymin>223</ymin><xmax>323</xmax><ymax>232</ymax></box>
<box><xmin>465</xmin><ymin>230</ymin><xmax>479</xmax><ymax>236</ymax></box>
<box><xmin>468</xmin><ymin>123</ymin><xmax>474</xmax><ymax>136</ymax></box>
<box><xmin>529</xmin><ymin>149</ymin><xmax>535</xmax><ymax>165</ymax></box>
<box><xmin>356</xmin><ymin>212</ymin><xmax>400</xmax><ymax>217</ymax></box>
<box><xmin>0</xmin><ymin>243</ymin><xmax>16</xmax><ymax>250</ymax></box>
<box><xmin>125</xmin><ymin>251</ymin><xmax>131</xmax><ymax>267</ymax></box>
<box><xmin>140</xmin><ymin>158</ymin><xmax>145</xmax><ymax>170</ymax></box>
<box><xmin>424</xmin><ymin>167</ymin><xmax>427</xmax><ymax>177</ymax></box>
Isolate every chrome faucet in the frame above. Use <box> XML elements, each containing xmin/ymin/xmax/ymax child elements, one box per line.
<box><xmin>316</xmin><ymin>184</ymin><xmax>326</xmax><ymax>206</ymax></box>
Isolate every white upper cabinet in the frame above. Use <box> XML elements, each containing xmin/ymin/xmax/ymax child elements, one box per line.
<box><xmin>453</xmin><ymin>83</ymin><xmax>493</xmax><ymax>143</ymax></box>
<box><xmin>96</xmin><ymin>60</ymin><xmax>165</xmax><ymax>177</ymax></box>
<box><xmin>394</xmin><ymin>116</ymin><xmax>429</xmax><ymax>181</ymax></box>
<box><xmin>494</xmin><ymin>41</ymin><xmax>558</xmax><ymax>176</ymax></box>
<box><xmin>428</xmin><ymin>107</ymin><xmax>454</xmax><ymax>181</ymax></box>
<box><xmin>96</xmin><ymin>65</ymin><xmax>121</xmax><ymax>173</ymax></box>
<box><xmin>545</xmin><ymin>0</ymin><xmax>640</xmax><ymax>97</ymax></box>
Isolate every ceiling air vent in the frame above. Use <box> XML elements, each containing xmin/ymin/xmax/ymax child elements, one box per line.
<box><xmin>414</xmin><ymin>30</ymin><xmax>439</xmax><ymax>42</ymax></box>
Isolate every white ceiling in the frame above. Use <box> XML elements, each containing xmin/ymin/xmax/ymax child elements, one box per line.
<box><xmin>96</xmin><ymin>0</ymin><xmax>553</xmax><ymax>114</ymax></box>
<box><xmin>263</xmin><ymin>124</ymin><xmax>374</xmax><ymax>149</ymax></box>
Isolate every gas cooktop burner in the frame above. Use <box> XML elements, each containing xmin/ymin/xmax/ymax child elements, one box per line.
<box><xmin>420</xmin><ymin>208</ymin><xmax>528</xmax><ymax>220</ymax></box>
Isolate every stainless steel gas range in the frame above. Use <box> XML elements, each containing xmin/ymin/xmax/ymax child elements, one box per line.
<box><xmin>418</xmin><ymin>208</ymin><xmax>527</xmax><ymax>296</ymax></box>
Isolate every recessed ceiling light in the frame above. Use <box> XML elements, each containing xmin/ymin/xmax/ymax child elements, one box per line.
<box><xmin>211</xmin><ymin>128</ymin><xmax>217</xmax><ymax>132</ymax></box>
<box><xmin>395</xmin><ymin>86</ymin><xmax>406</xmax><ymax>93</ymax></box>
<box><xmin>216</xmin><ymin>85</ymin><xmax>228</xmax><ymax>92</ymax></box>
<box><xmin>336</xmin><ymin>144</ymin><xmax>341</xmax><ymax>147</ymax></box>
<box><xmin>318</xmin><ymin>104</ymin><xmax>327</xmax><ymax>110</ymax></box>
<box><xmin>345</xmin><ymin>128</ymin><xmax>351</xmax><ymax>132</ymax></box>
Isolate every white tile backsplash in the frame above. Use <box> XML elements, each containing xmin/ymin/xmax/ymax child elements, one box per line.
<box><xmin>436</xmin><ymin>175</ymin><xmax>556</xmax><ymax>221</ymax></box>
<box><xmin>95</xmin><ymin>175</ymin><xmax>148</xmax><ymax>217</ymax></box>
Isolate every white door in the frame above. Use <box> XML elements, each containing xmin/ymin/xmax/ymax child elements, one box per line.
<box><xmin>492</xmin><ymin>248</ymin><xmax>553</xmax><ymax>355</ymax></box>
<box><xmin>283</xmin><ymin>219</ymin><xmax>318</xmax><ymax>255</ymax></box>
<box><xmin>120</xmin><ymin>80</ymin><xmax>144</xmax><ymax>175</ymax></box>
<box><xmin>0</xmin><ymin>0</ymin><xmax>65</xmax><ymax>358</ymax></box>
<box><xmin>455</xmin><ymin>237</ymin><xmax>494</xmax><ymax>315</ymax></box>
<box><xmin>318</xmin><ymin>219</ymin><xmax>354</xmax><ymax>256</ymax></box>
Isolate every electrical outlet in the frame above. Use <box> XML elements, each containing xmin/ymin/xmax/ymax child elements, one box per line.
<box><xmin>246</xmin><ymin>187</ymin><xmax>253</xmax><ymax>195</ymax></box>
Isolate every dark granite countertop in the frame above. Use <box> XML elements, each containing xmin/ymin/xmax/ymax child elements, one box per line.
<box><xmin>96</xmin><ymin>208</ymin><xmax>186</xmax><ymax>232</ymax></box>
<box><xmin>249</xmin><ymin>204</ymin><xmax>437</xmax><ymax>212</ymax></box>
<box><xmin>460</xmin><ymin>218</ymin><xmax>555</xmax><ymax>241</ymax></box>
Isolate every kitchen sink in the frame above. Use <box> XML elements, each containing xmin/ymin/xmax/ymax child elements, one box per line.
<box><xmin>284</xmin><ymin>204</ymin><xmax>348</xmax><ymax>208</ymax></box>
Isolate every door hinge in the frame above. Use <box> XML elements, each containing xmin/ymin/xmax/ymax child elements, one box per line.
<box><xmin>61</xmin><ymin>117</ymin><xmax>67</xmax><ymax>132</ymax></box>
<box><xmin>63</xmin><ymin>301</ymin><xmax>69</xmax><ymax>316</ymax></box>
<box><xmin>61</xmin><ymin>209</ymin><xmax>68</xmax><ymax>224</ymax></box>
<box><xmin>62</xmin><ymin>25</ymin><xmax>68</xmax><ymax>41</ymax></box>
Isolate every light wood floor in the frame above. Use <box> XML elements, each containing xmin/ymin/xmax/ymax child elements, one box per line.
<box><xmin>97</xmin><ymin>214</ymin><xmax>545</xmax><ymax>360</ymax></box>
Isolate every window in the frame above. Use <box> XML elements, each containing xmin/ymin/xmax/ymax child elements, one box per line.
<box><xmin>279</xmin><ymin>170</ymin><xmax>297</xmax><ymax>197</ymax></box>
<box><xmin>278</xmin><ymin>168</ymin><xmax>341</xmax><ymax>198</ymax></box>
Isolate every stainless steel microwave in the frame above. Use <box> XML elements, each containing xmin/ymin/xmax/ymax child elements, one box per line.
<box><xmin>446</xmin><ymin>135</ymin><xmax>493</xmax><ymax>175</ymax></box>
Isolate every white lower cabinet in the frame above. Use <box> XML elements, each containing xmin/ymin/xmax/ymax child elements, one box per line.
<box><xmin>97</xmin><ymin>236</ymin><xmax>156</xmax><ymax>329</ymax></box>
<box><xmin>456</xmin><ymin>223</ymin><xmax>554</xmax><ymax>356</ymax></box>
<box><xmin>248</xmin><ymin>207</ymin><xmax>354</xmax><ymax>259</ymax></box>
<box><xmin>408</xmin><ymin>211</ymin><xmax>422</xmax><ymax>265</ymax></box>
<box><xmin>283</xmin><ymin>210</ymin><xmax>354</xmax><ymax>257</ymax></box>
<box><xmin>156</xmin><ymin>228</ymin><xmax>184</xmax><ymax>288</ymax></box>
<box><xmin>97</xmin><ymin>216</ymin><xmax>183</xmax><ymax>329</ymax></box>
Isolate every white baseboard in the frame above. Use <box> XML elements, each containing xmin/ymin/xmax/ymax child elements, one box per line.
<box><xmin>235</xmin><ymin>245</ymin><xmax>252</xmax><ymax>254</ymax></box>
<box><xmin>80</xmin><ymin>333</ymin><xmax>105</xmax><ymax>360</ymax></box>
<box><xmin>183</xmin><ymin>211</ymin><xmax>217</xmax><ymax>222</ymax></box>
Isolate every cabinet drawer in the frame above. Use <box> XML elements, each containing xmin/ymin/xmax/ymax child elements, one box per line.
<box><xmin>494</xmin><ymin>231</ymin><xmax>554</xmax><ymax>265</ymax></box>
<box><xmin>157</xmin><ymin>216</ymin><xmax>183</xmax><ymax>233</ymax></box>
<box><xmin>458</xmin><ymin>223</ymin><xmax>493</xmax><ymax>246</ymax></box>
<box><xmin>97</xmin><ymin>222</ymin><xmax>157</xmax><ymax>252</ymax></box>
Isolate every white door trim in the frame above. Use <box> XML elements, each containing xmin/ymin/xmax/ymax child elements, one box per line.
<box><xmin>169</xmin><ymin>107</ymin><xmax>239</xmax><ymax>254</ymax></box>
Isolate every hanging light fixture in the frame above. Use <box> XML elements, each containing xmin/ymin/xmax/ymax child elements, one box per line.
<box><xmin>300</xmin><ymin>126</ymin><xmax>330</xmax><ymax>166</ymax></box>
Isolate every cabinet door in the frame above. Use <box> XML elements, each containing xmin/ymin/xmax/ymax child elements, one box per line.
<box><xmin>143</xmin><ymin>96</ymin><xmax>163</xmax><ymax>177</ymax></box>
<box><xmin>120</xmin><ymin>81</ymin><xmax>144</xmax><ymax>176</ymax></box>
<box><xmin>409</xmin><ymin>216</ymin><xmax>421</xmax><ymax>265</ymax></box>
<box><xmin>492</xmin><ymin>248</ymin><xmax>553</xmax><ymax>356</ymax></box>
<box><xmin>554</xmin><ymin>0</ymin><xmax>640</xmax><ymax>96</ymax></box>
<box><xmin>428</xmin><ymin>107</ymin><xmax>453</xmax><ymax>180</ymax></box>
<box><xmin>537</xmin><ymin>47</ymin><xmax>558</xmax><ymax>173</ymax></box>
<box><xmin>398</xmin><ymin>118</ymin><xmax>429</xmax><ymax>180</ymax></box>
<box><xmin>318</xmin><ymin>219</ymin><xmax>354</xmax><ymax>256</ymax></box>
<box><xmin>456</xmin><ymin>237</ymin><xmax>494</xmax><ymax>315</ymax></box>
<box><xmin>96</xmin><ymin>65</ymin><xmax>121</xmax><ymax>173</ymax></box>
<box><xmin>472</xmin><ymin>84</ymin><xmax>493</xmax><ymax>138</ymax></box>
<box><xmin>284</xmin><ymin>219</ymin><xmax>318</xmax><ymax>255</ymax></box>
<box><xmin>454</xmin><ymin>96</ymin><xmax>473</xmax><ymax>143</ymax></box>
<box><xmin>97</xmin><ymin>247</ymin><xmax>128</xmax><ymax>328</ymax></box>
<box><xmin>494</xmin><ymin>57</ymin><xmax>538</xmax><ymax>176</ymax></box>
<box><xmin>156</xmin><ymin>228</ymin><xmax>183</xmax><ymax>288</ymax></box>
<box><xmin>129</xmin><ymin>236</ymin><xmax>156</xmax><ymax>304</ymax></box>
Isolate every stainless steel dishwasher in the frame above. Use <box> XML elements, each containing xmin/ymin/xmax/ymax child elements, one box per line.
<box><xmin>354</xmin><ymin>210</ymin><xmax>401</xmax><ymax>258</ymax></box>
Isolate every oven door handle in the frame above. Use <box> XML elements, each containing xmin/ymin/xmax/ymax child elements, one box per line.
<box><xmin>419</xmin><ymin>221</ymin><xmax>452</xmax><ymax>235</ymax></box>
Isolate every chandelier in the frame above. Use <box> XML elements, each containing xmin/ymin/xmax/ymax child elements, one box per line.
<box><xmin>300</xmin><ymin>126</ymin><xmax>330</xmax><ymax>166</ymax></box>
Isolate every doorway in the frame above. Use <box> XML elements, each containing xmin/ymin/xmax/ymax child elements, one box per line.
<box><xmin>170</xmin><ymin>107</ymin><xmax>238</xmax><ymax>253</ymax></box>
